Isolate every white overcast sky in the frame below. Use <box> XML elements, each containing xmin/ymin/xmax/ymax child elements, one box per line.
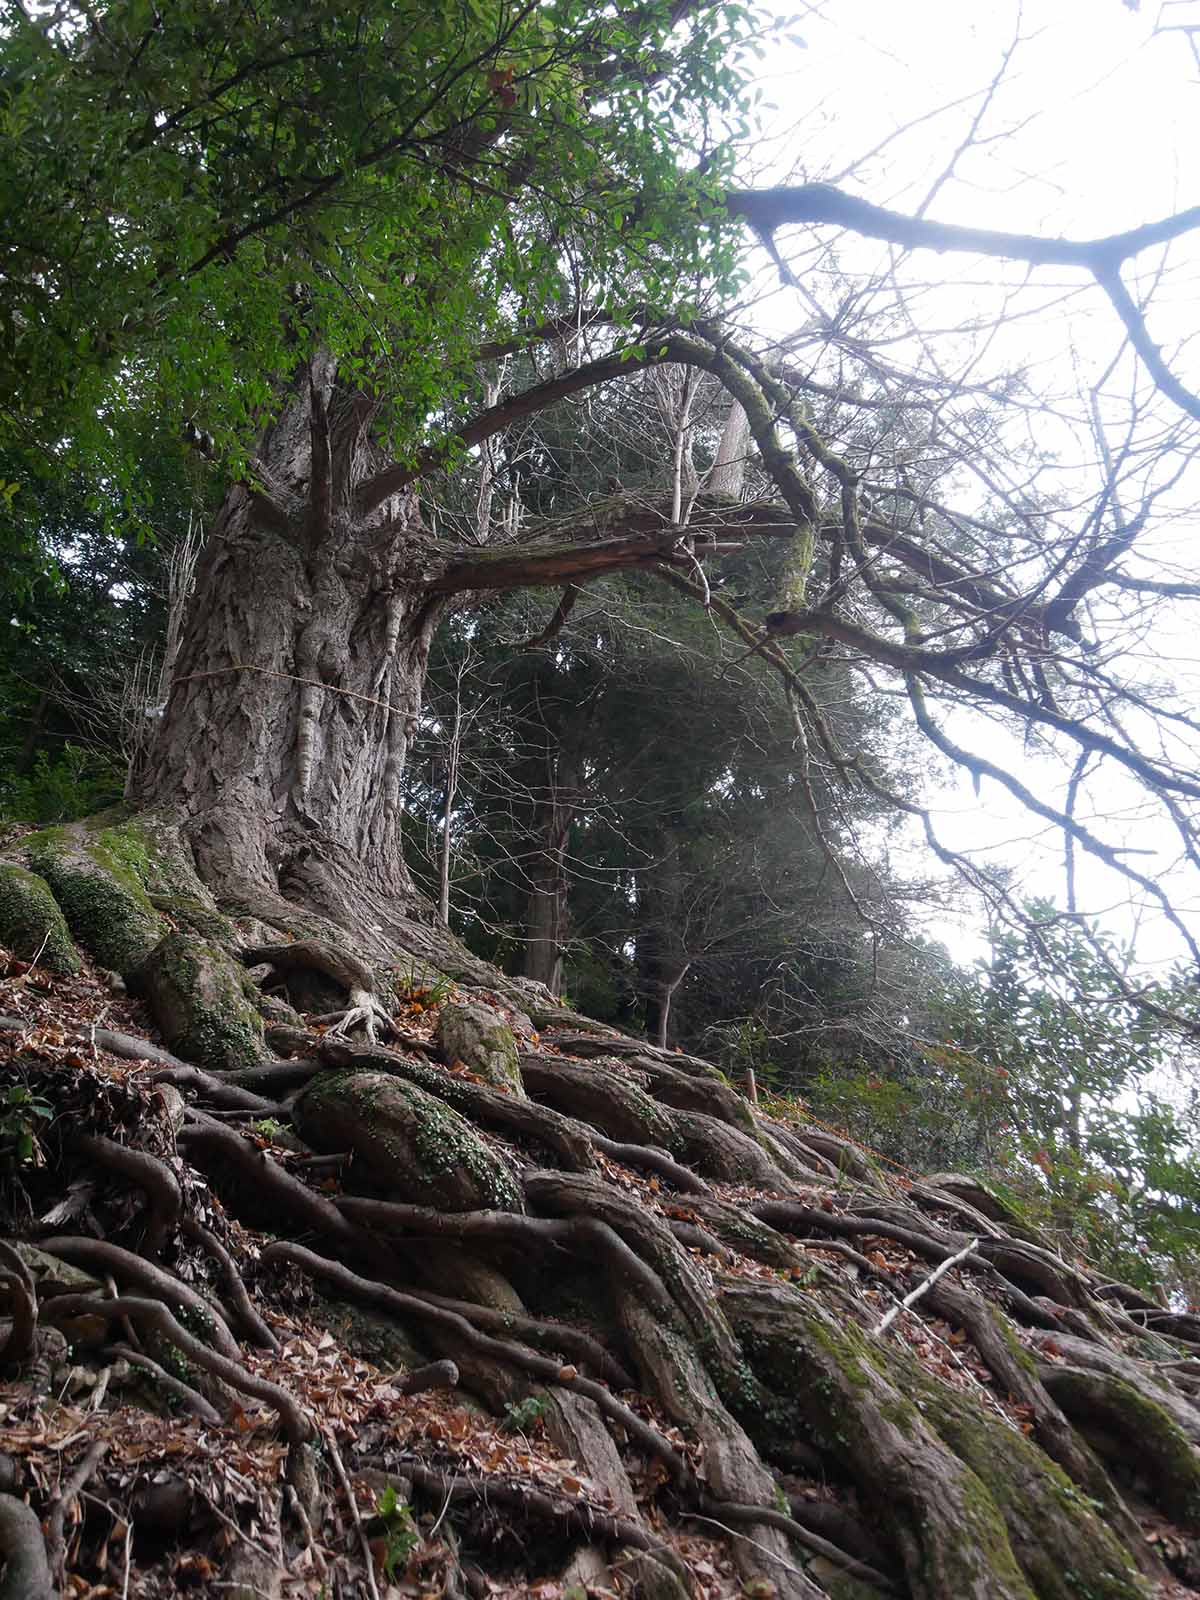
<box><xmin>736</xmin><ymin>1</ymin><xmax>1200</xmax><ymax>970</ymax></box>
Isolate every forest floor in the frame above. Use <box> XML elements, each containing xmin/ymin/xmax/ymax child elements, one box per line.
<box><xmin>4</xmin><ymin>934</ymin><xmax>1200</xmax><ymax>1600</ymax></box>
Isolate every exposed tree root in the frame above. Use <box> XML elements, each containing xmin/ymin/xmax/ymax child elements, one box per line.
<box><xmin>105</xmin><ymin>1340</ymin><xmax>225</xmax><ymax>1423</ymax></box>
<box><xmin>74</xmin><ymin>1133</ymin><xmax>182</xmax><ymax>1258</ymax></box>
<box><xmin>6</xmin><ymin>836</ymin><xmax>1200</xmax><ymax>1599</ymax></box>
<box><xmin>40</xmin><ymin>1236</ymin><xmax>241</xmax><ymax>1357</ymax></box>
<box><xmin>0</xmin><ymin>1242</ymin><xmax>38</xmax><ymax>1369</ymax></box>
<box><xmin>922</xmin><ymin>1277</ymin><xmax>1155</xmax><ymax>1570</ymax></box>
<box><xmin>360</xmin><ymin>1457</ymin><xmax>692</xmax><ymax>1578</ymax></box>
<box><xmin>181</xmin><ymin>1218</ymin><xmax>279</xmax><ymax>1351</ymax></box>
<box><xmin>0</xmin><ymin>1491</ymin><xmax>53</xmax><ymax>1600</ymax></box>
<box><xmin>263</xmin><ymin>1240</ymin><xmax>694</xmax><ymax>1486</ymax></box>
<box><xmin>317</xmin><ymin>1038</ymin><xmax>599</xmax><ymax>1170</ymax></box>
<box><xmin>41</xmin><ymin>1293</ymin><xmax>311</xmax><ymax>1444</ymax></box>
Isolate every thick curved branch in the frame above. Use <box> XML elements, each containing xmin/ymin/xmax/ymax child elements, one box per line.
<box><xmin>726</xmin><ymin>184</ymin><xmax>1200</xmax><ymax>273</ymax></box>
<box><xmin>357</xmin><ymin>346</ymin><xmax>674</xmax><ymax>514</ymax></box>
<box><xmin>727</xmin><ymin>184</ymin><xmax>1200</xmax><ymax>420</ymax></box>
<box><xmin>74</xmin><ymin>1135</ymin><xmax>181</xmax><ymax>1259</ymax></box>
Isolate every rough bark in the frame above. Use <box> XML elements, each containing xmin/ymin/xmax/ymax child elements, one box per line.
<box><xmin>138</xmin><ymin>360</ymin><xmax>440</xmax><ymax>945</ymax></box>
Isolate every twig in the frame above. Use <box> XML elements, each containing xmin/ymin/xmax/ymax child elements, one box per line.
<box><xmin>284</xmin><ymin>1484</ymin><xmax>327</xmax><ymax>1577</ymax></box>
<box><xmin>120</xmin><ymin>1517</ymin><xmax>133</xmax><ymax>1600</ymax></box>
<box><xmin>870</xmin><ymin>1238</ymin><xmax>979</xmax><ymax>1338</ymax></box>
<box><xmin>325</xmin><ymin>1428</ymin><xmax>381</xmax><ymax>1600</ymax></box>
<box><xmin>89</xmin><ymin>1364</ymin><xmax>112</xmax><ymax>1412</ymax></box>
<box><xmin>46</xmin><ymin>1440</ymin><xmax>108</xmax><ymax>1580</ymax></box>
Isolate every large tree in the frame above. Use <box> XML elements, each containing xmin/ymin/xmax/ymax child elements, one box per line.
<box><xmin>5</xmin><ymin>0</ymin><xmax>1200</xmax><ymax>978</ymax></box>
<box><xmin>8</xmin><ymin>7</ymin><xmax>1200</xmax><ymax>1599</ymax></box>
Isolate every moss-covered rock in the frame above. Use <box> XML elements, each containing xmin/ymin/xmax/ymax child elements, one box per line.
<box><xmin>435</xmin><ymin>1001</ymin><xmax>524</xmax><ymax>1096</ymax></box>
<box><xmin>295</xmin><ymin>1069</ymin><xmax>523</xmax><ymax>1212</ymax></box>
<box><xmin>129</xmin><ymin>931</ymin><xmax>264</xmax><ymax>1070</ymax></box>
<box><xmin>20</xmin><ymin>822</ymin><xmax>167</xmax><ymax>974</ymax></box>
<box><xmin>0</xmin><ymin>862</ymin><xmax>80</xmax><ymax>973</ymax></box>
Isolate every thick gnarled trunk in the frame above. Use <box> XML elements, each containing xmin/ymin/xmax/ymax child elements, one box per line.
<box><xmin>141</xmin><ymin>368</ymin><xmax>440</xmax><ymax>937</ymax></box>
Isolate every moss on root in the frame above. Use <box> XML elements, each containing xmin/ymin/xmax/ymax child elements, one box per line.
<box><xmin>1045</xmin><ymin>1365</ymin><xmax>1200</xmax><ymax>1533</ymax></box>
<box><xmin>130</xmin><ymin>931</ymin><xmax>264</xmax><ymax>1070</ymax></box>
<box><xmin>296</xmin><ymin>1069</ymin><xmax>523</xmax><ymax>1212</ymax></box>
<box><xmin>20</xmin><ymin>821</ymin><xmax>167</xmax><ymax>974</ymax></box>
<box><xmin>721</xmin><ymin>1281</ymin><xmax>1149</xmax><ymax>1600</ymax></box>
<box><xmin>916</xmin><ymin>1373</ymin><xmax>1144</xmax><ymax>1600</ymax></box>
<box><xmin>0</xmin><ymin>862</ymin><xmax>80</xmax><ymax>973</ymax></box>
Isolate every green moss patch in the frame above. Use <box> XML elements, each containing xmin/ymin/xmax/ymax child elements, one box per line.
<box><xmin>22</xmin><ymin>823</ymin><xmax>166</xmax><ymax>975</ymax></box>
<box><xmin>0</xmin><ymin>862</ymin><xmax>80</xmax><ymax>973</ymax></box>
<box><xmin>129</xmin><ymin>931</ymin><xmax>264</xmax><ymax>1070</ymax></box>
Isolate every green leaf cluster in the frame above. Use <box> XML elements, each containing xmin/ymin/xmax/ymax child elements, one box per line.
<box><xmin>1</xmin><ymin>0</ymin><xmax>764</xmax><ymax>495</ymax></box>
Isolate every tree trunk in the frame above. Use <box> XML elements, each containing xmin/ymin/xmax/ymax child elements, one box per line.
<box><xmin>140</xmin><ymin>363</ymin><xmax>442</xmax><ymax>941</ymax></box>
<box><xmin>636</xmin><ymin>836</ymin><xmax>689</xmax><ymax>1048</ymax></box>
<box><xmin>521</xmin><ymin>755</ymin><xmax>578</xmax><ymax>996</ymax></box>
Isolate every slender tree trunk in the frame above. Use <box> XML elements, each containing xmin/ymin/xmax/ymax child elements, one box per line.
<box><xmin>636</xmin><ymin>840</ymin><xmax>690</xmax><ymax>1048</ymax></box>
<box><xmin>654</xmin><ymin>959</ymin><xmax>692</xmax><ymax>1049</ymax></box>
<box><xmin>18</xmin><ymin>691</ymin><xmax>49</xmax><ymax>771</ymax></box>
<box><xmin>707</xmin><ymin>399</ymin><xmax>750</xmax><ymax>498</ymax></box>
<box><xmin>521</xmin><ymin>756</ymin><xmax>578</xmax><ymax>996</ymax></box>
<box><xmin>438</xmin><ymin>742</ymin><xmax>459</xmax><ymax>928</ymax></box>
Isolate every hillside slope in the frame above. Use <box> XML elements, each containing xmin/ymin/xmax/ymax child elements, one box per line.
<box><xmin>2</xmin><ymin>899</ymin><xmax>1200</xmax><ymax>1600</ymax></box>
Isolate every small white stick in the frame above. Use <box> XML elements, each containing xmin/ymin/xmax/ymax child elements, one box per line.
<box><xmin>870</xmin><ymin>1237</ymin><xmax>979</xmax><ymax>1339</ymax></box>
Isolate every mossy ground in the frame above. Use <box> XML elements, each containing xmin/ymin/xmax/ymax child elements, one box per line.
<box><xmin>0</xmin><ymin>862</ymin><xmax>80</xmax><ymax>973</ymax></box>
<box><xmin>21</xmin><ymin>821</ymin><xmax>167</xmax><ymax>974</ymax></box>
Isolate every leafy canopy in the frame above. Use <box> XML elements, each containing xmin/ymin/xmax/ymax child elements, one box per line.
<box><xmin>1</xmin><ymin>0</ymin><xmax>761</xmax><ymax>479</ymax></box>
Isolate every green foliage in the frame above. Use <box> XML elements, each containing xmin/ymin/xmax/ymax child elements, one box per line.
<box><xmin>502</xmin><ymin>1392</ymin><xmax>551</xmax><ymax>1433</ymax></box>
<box><xmin>0</xmin><ymin>745</ymin><xmax>124</xmax><ymax>826</ymax></box>
<box><xmin>370</xmin><ymin>1483</ymin><xmax>418</xmax><ymax>1581</ymax></box>
<box><xmin>802</xmin><ymin>905</ymin><xmax>1200</xmax><ymax>1298</ymax></box>
<box><xmin>0</xmin><ymin>421</ymin><xmax>210</xmax><ymax>799</ymax></box>
<box><xmin>1</xmin><ymin>0</ymin><xmax>764</xmax><ymax>497</ymax></box>
<box><xmin>0</xmin><ymin>1083</ymin><xmax>53</xmax><ymax>1167</ymax></box>
<box><xmin>392</xmin><ymin>963</ymin><xmax>455</xmax><ymax>1008</ymax></box>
